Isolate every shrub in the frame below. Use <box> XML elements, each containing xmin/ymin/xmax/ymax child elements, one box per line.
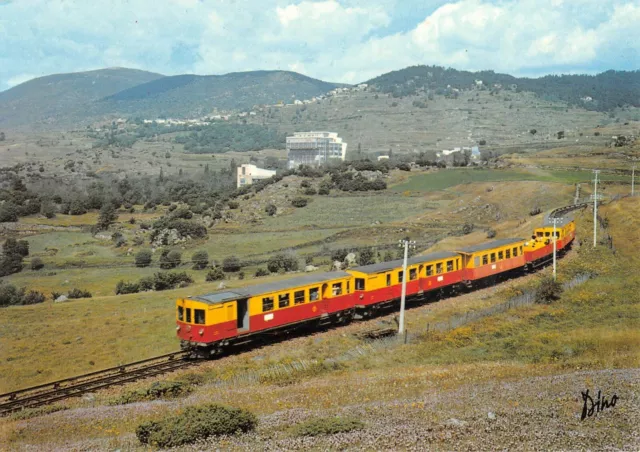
<box><xmin>462</xmin><ymin>223</ymin><xmax>474</xmax><ymax>235</ymax></box>
<box><xmin>170</xmin><ymin>207</ymin><xmax>192</xmax><ymax>219</ymax></box>
<box><xmin>222</xmin><ymin>256</ymin><xmax>241</xmax><ymax>272</ymax></box>
<box><xmin>139</xmin><ymin>276</ymin><xmax>155</xmax><ymax>291</ymax></box>
<box><xmin>291</xmin><ymin>416</ymin><xmax>364</xmax><ymax>437</ymax></box>
<box><xmin>30</xmin><ymin>257</ymin><xmax>44</xmax><ymax>270</ymax></box>
<box><xmin>265</xmin><ymin>204</ymin><xmax>277</xmax><ymax>216</ymax></box>
<box><xmin>160</xmin><ymin>250</ymin><xmax>182</xmax><ymax>269</ymax></box>
<box><xmin>67</xmin><ymin>288</ymin><xmax>92</xmax><ymax>299</ymax></box>
<box><xmin>238</xmin><ymin>271</ymin><xmax>245</xmax><ymax>280</ymax></box>
<box><xmin>115</xmin><ymin>280</ymin><xmax>141</xmax><ymax>295</ymax></box>
<box><xmin>152</xmin><ymin>272</ymin><xmax>193</xmax><ymax>291</ymax></box>
<box><xmin>191</xmin><ymin>250</ymin><xmax>209</xmax><ymax>270</ymax></box>
<box><xmin>129</xmin><ymin>217</ymin><xmax>136</xmax><ymax>224</ymax></box>
<box><xmin>303</xmin><ymin>188</ymin><xmax>317</xmax><ymax>195</ymax></box>
<box><xmin>132</xmin><ymin>236</ymin><xmax>144</xmax><ymax>246</ymax></box>
<box><xmin>300</xmin><ymin>180</ymin><xmax>310</xmax><ymax>188</ymax></box>
<box><xmin>135</xmin><ymin>249</ymin><xmax>153</xmax><ymax>267</ymax></box>
<box><xmin>331</xmin><ymin>248</ymin><xmax>350</xmax><ymax>263</ymax></box>
<box><xmin>535</xmin><ymin>276</ymin><xmax>563</xmax><ymax>304</ymax></box>
<box><xmin>112</xmin><ymin>380</ymin><xmax>191</xmax><ymax>405</ymax></box>
<box><xmin>291</xmin><ymin>197</ymin><xmax>308</xmax><ymax>208</ymax></box>
<box><xmin>358</xmin><ymin>248</ymin><xmax>376</xmax><ymax>265</ymax></box>
<box><xmin>530</xmin><ymin>206</ymin><xmax>542</xmax><ymax>216</ymax></box>
<box><xmin>255</xmin><ymin>268</ymin><xmax>269</xmax><ymax>277</ymax></box>
<box><xmin>206</xmin><ymin>266</ymin><xmax>225</xmax><ymax>281</ymax></box>
<box><xmin>136</xmin><ymin>404</ymin><xmax>257</xmax><ymax>447</ymax></box>
<box><xmin>21</xmin><ymin>290</ymin><xmax>46</xmax><ymax>305</ymax></box>
<box><xmin>486</xmin><ymin>229</ymin><xmax>497</xmax><ymax>239</ymax></box>
<box><xmin>228</xmin><ymin>201</ymin><xmax>239</xmax><ymax>209</ymax></box>
<box><xmin>0</xmin><ymin>203</ymin><xmax>19</xmax><ymax>222</ymax></box>
<box><xmin>267</xmin><ymin>253</ymin><xmax>299</xmax><ymax>273</ymax></box>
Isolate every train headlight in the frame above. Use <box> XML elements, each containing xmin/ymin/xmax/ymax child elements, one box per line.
<box><xmin>199</xmin><ymin>328</ymin><xmax>204</xmax><ymax>336</ymax></box>
<box><xmin>176</xmin><ymin>326</ymin><xmax>180</xmax><ymax>332</ymax></box>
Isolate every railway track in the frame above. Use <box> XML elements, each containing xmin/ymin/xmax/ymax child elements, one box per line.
<box><xmin>0</xmin><ymin>351</ymin><xmax>190</xmax><ymax>416</ymax></box>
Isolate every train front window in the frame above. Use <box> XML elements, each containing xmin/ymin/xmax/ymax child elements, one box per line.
<box><xmin>178</xmin><ymin>306</ymin><xmax>184</xmax><ymax>321</ymax></box>
<box><xmin>194</xmin><ymin>309</ymin><xmax>205</xmax><ymax>325</ymax></box>
<box><xmin>294</xmin><ymin>290</ymin><xmax>305</xmax><ymax>304</ymax></box>
<box><xmin>355</xmin><ymin>278</ymin><xmax>365</xmax><ymax>290</ymax></box>
<box><xmin>186</xmin><ymin>308</ymin><xmax>192</xmax><ymax>323</ymax></box>
<box><xmin>262</xmin><ymin>296</ymin><xmax>274</xmax><ymax>312</ymax></box>
<box><xmin>278</xmin><ymin>293</ymin><xmax>290</xmax><ymax>308</ymax></box>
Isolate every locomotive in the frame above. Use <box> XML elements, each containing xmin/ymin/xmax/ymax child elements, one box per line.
<box><xmin>177</xmin><ymin>217</ymin><xmax>575</xmax><ymax>357</ymax></box>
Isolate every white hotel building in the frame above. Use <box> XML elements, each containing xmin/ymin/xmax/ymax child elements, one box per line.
<box><xmin>286</xmin><ymin>131</ymin><xmax>347</xmax><ymax>169</ymax></box>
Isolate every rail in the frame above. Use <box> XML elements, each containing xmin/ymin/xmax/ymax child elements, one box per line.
<box><xmin>0</xmin><ymin>351</ymin><xmax>190</xmax><ymax>416</ymax></box>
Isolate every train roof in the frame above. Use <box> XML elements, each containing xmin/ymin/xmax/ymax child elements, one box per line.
<box><xmin>191</xmin><ymin>271</ymin><xmax>351</xmax><ymax>304</ymax></box>
<box><xmin>456</xmin><ymin>238</ymin><xmax>524</xmax><ymax>254</ymax></box>
<box><xmin>350</xmin><ymin>251</ymin><xmax>458</xmax><ymax>274</ymax></box>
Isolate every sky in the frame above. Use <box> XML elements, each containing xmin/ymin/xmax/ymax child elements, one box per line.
<box><xmin>0</xmin><ymin>0</ymin><xmax>639</xmax><ymax>91</ymax></box>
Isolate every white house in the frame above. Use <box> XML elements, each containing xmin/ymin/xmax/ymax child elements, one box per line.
<box><xmin>237</xmin><ymin>164</ymin><xmax>276</xmax><ymax>188</ymax></box>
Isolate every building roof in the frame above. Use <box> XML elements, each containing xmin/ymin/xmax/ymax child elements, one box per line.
<box><xmin>350</xmin><ymin>251</ymin><xmax>458</xmax><ymax>275</ymax></box>
<box><xmin>191</xmin><ymin>271</ymin><xmax>351</xmax><ymax>304</ymax></box>
<box><xmin>456</xmin><ymin>238</ymin><xmax>524</xmax><ymax>254</ymax></box>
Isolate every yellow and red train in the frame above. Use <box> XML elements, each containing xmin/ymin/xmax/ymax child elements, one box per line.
<box><xmin>177</xmin><ymin>217</ymin><xmax>575</xmax><ymax>357</ymax></box>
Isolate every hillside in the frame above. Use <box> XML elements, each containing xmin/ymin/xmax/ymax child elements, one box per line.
<box><xmin>0</xmin><ymin>68</ymin><xmax>163</xmax><ymax>128</ymax></box>
<box><xmin>366</xmin><ymin>66</ymin><xmax>640</xmax><ymax>113</ymax></box>
<box><xmin>0</xmin><ymin>70</ymin><xmax>343</xmax><ymax>128</ymax></box>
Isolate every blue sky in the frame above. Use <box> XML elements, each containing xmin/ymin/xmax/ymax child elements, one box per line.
<box><xmin>1</xmin><ymin>0</ymin><xmax>639</xmax><ymax>91</ymax></box>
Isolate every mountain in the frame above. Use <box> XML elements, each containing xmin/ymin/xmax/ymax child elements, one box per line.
<box><xmin>0</xmin><ymin>69</ymin><xmax>343</xmax><ymax>128</ymax></box>
<box><xmin>0</xmin><ymin>68</ymin><xmax>164</xmax><ymax>127</ymax></box>
<box><xmin>95</xmin><ymin>70</ymin><xmax>342</xmax><ymax>118</ymax></box>
<box><xmin>365</xmin><ymin>66</ymin><xmax>640</xmax><ymax>112</ymax></box>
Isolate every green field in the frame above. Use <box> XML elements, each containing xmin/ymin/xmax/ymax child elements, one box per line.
<box><xmin>392</xmin><ymin>168</ymin><xmax>631</xmax><ymax>192</ymax></box>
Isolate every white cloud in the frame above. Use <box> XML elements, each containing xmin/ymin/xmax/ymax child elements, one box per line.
<box><xmin>0</xmin><ymin>0</ymin><xmax>638</xmax><ymax>91</ymax></box>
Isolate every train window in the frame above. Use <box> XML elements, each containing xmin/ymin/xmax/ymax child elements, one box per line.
<box><xmin>355</xmin><ymin>278</ymin><xmax>365</xmax><ymax>290</ymax></box>
<box><xmin>386</xmin><ymin>274</ymin><xmax>391</xmax><ymax>286</ymax></box>
<box><xmin>347</xmin><ymin>281</ymin><xmax>350</xmax><ymax>293</ymax></box>
<box><xmin>490</xmin><ymin>253</ymin><xmax>496</xmax><ymax>263</ymax></box>
<box><xmin>178</xmin><ymin>306</ymin><xmax>184</xmax><ymax>321</ymax></box>
<box><xmin>498</xmin><ymin>251</ymin><xmax>504</xmax><ymax>260</ymax></box>
<box><xmin>506</xmin><ymin>249</ymin><xmax>511</xmax><ymax>259</ymax></box>
<box><xmin>262</xmin><ymin>297</ymin><xmax>274</xmax><ymax>312</ymax></box>
<box><xmin>278</xmin><ymin>293</ymin><xmax>290</xmax><ymax>309</ymax></box>
<box><xmin>194</xmin><ymin>309</ymin><xmax>205</xmax><ymax>325</ymax></box>
<box><xmin>537</xmin><ymin>231</ymin><xmax>543</xmax><ymax>237</ymax></box>
<box><xmin>426</xmin><ymin>265</ymin><xmax>433</xmax><ymax>276</ymax></box>
<box><xmin>555</xmin><ymin>231</ymin><xmax>560</xmax><ymax>237</ymax></box>
<box><xmin>436</xmin><ymin>263</ymin><xmax>443</xmax><ymax>274</ymax></box>
<box><xmin>520</xmin><ymin>246</ymin><xmax>523</xmax><ymax>254</ymax></box>
<box><xmin>409</xmin><ymin>268</ymin><xmax>417</xmax><ymax>280</ymax></box>
<box><xmin>398</xmin><ymin>271</ymin><xmax>404</xmax><ymax>283</ymax></box>
<box><xmin>513</xmin><ymin>247</ymin><xmax>518</xmax><ymax>257</ymax></box>
<box><xmin>456</xmin><ymin>259</ymin><xmax>459</xmax><ymax>270</ymax></box>
<box><xmin>186</xmin><ymin>308</ymin><xmax>192</xmax><ymax>323</ymax></box>
<box><xmin>309</xmin><ymin>287</ymin><xmax>319</xmax><ymax>301</ymax></box>
<box><xmin>332</xmin><ymin>283</ymin><xmax>342</xmax><ymax>296</ymax></box>
<box><xmin>474</xmin><ymin>256</ymin><xmax>480</xmax><ymax>267</ymax></box>
<box><xmin>545</xmin><ymin>232</ymin><xmax>550</xmax><ymax>237</ymax></box>
<box><xmin>294</xmin><ymin>290</ymin><xmax>305</xmax><ymax>304</ymax></box>
<box><xmin>482</xmin><ymin>255</ymin><xmax>488</xmax><ymax>265</ymax></box>
<box><xmin>446</xmin><ymin>260</ymin><xmax>453</xmax><ymax>272</ymax></box>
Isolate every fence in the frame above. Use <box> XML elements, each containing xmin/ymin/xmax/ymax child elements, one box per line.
<box><xmin>204</xmin><ymin>273</ymin><xmax>592</xmax><ymax>388</ymax></box>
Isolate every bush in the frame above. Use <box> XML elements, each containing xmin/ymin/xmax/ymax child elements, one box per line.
<box><xmin>136</xmin><ymin>404</ymin><xmax>257</xmax><ymax>447</ymax></box>
<box><xmin>115</xmin><ymin>280</ymin><xmax>141</xmax><ymax>295</ymax></box>
<box><xmin>486</xmin><ymin>229</ymin><xmax>496</xmax><ymax>239</ymax></box>
<box><xmin>135</xmin><ymin>249</ymin><xmax>153</xmax><ymax>267</ymax></box>
<box><xmin>255</xmin><ymin>268</ymin><xmax>269</xmax><ymax>277</ymax></box>
<box><xmin>267</xmin><ymin>253</ymin><xmax>299</xmax><ymax>273</ymax></box>
<box><xmin>536</xmin><ymin>276</ymin><xmax>563</xmax><ymax>304</ymax></box>
<box><xmin>265</xmin><ymin>204</ymin><xmax>277</xmax><ymax>216</ymax></box>
<box><xmin>206</xmin><ymin>266</ymin><xmax>225</xmax><ymax>281</ymax></box>
<box><xmin>291</xmin><ymin>197</ymin><xmax>309</xmax><ymax>208</ymax></box>
<box><xmin>300</xmin><ymin>180</ymin><xmax>310</xmax><ymax>188</ymax></box>
<box><xmin>21</xmin><ymin>290</ymin><xmax>46</xmax><ymax>305</ymax></box>
<box><xmin>160</xmin><ymin>250</ymin><xmax>182</xmax><ymax>269</ymax></box>
<box><xmin>291</xmin><ymin>416</ymin><xmax>364</xmax><ymax>437</ymax></box>
<box><xmin>303</xmin><ymin>188</ymin><xmax>317</xmax><ymax>195</ymax></box>
<box><xmin>462</xmin><ymin>223</ymin><xmax>474</xmax><ymax>235</ymax></box>
<box><xmin>228</xmin><ymin>201</ymin><xmax>239</xmax><ymax>209</ymax></box>
<box><xmin>112</xmin><ymin>380</ymin><xmax>191</xmax><ymax>405</ymax></box>
<box><xmin>358</xmin><ymin>248</ymin><xmax>376</xmax><ymax>265</ymax></box>
<box><xmin>222</xmin><ymin>255</ymin><xmax>241</xmax><ymax>272</ymax></box>
<box><xmin>30</xmin><ymin>257</ymin><xmax>44</xmax><ymax>270</ymax></box>
<box><xmin>530</xmin><ymin>206</ymin><xmax>542</xmax><ymax>216</ymax></box>
<box><xmin>67</xmin><ymin>288</ymin><xmax>92</xmax><ymax>299</ymax></box>
<box><xmin>152</xmin><ymin>272</ymin><xmax>193</xmax><ymax>291</ymax></box>
<box><xmin>191</xmin><ymin>250</ymin><xmax>209</xmax><ymax>270</ymax></box>
<box><xmin>331</xmin><ymin>248</ymin><xmax>350</xmax><ymax>262</ymax></box>
<box><xmin>139</xmin><ymin>276</ymin><xmax>155</xmax><ymax>291</ymax></box>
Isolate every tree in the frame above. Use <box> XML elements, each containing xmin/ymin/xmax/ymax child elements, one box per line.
<box><xmin>96</xmin><ymin>202</ymin><xmax>118</xmax><ymax>231</ymax></box>
<box><xmin>267</xmin><ymin>253</ymin><xmax>298</xmax><ymax>273</ymax></box>
<box><xmin>191</xmin><ymin>250</ymin><xmax>209</xmax><ymax>270</ymax></box>
<box><xmin>206</xmin><ymin>266</ymin><xmax>225</xmax><ymax>281</ymax></box>
<box><xmin>222</xmin><ymin>255</ymin><xmax>241</xmax><ymax>272</ymax></box>
<box><xmin>135</xmin><ymin>249</ymin><xmax>153</xmax><ymax>268</ymax></box>
<box><xmin>160</xmin><ymin>249</ymin><xmax>182</xmax><ymax>269</ymax></box>
<box><xmin>0</xmin><ymin>204</ymin><xmax>18</xmax><ymax>223</ymax></box>
<box><xmin>358</xmin><ymin>248</ymin><xmax>376</xmax><ymax>265</ymax></box>
<box><xmin>30</xmin><ymin>257</ymin><xmax>45</xmax><ymax>270</ymax></box>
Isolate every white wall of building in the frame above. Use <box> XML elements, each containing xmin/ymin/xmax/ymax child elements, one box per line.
<box><xmin>237</xmin><ymin>164</ymin><xmax>276</xmax><ymax>188</ymax></box>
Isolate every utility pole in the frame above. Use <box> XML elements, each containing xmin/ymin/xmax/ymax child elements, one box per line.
<box><xmin>552</xmin><ymin>217</ymin><xmax>563</xmax><ymax>281</ymax></box>
<box><xmin>398</xmin><ymin>239</ymin><xmax>416</xmax><ymax>336</ymax></box>
<box><xmin>592</xmin><ymin>169</ymin><xmax>600</xmax><ymax>248</ymax></box>
<box><xmin>632</xmin><ymin>163</ymin><xmax>636</xmax><ymax>197</ymax></box>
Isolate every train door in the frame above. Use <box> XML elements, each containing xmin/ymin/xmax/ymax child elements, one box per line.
<box><xmin>236</xmin><ymin>298</ymin><xmax>249</xmax><ymax>332</ymax></box>
<box><xmin>321</xmin><ymin>283</ymin><xmax>330</xmax><ymax>314</ymax></box>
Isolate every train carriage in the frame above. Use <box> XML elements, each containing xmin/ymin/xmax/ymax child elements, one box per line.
<box><xmin>456</xmin><ymin>238</ymin><xmax>527</xmax><ymax>283</ymax></box>
<box><xmin>524</xmin><ymin>216</ymin><xmax>575</xmax><ymax>267</ymax></box>
<box><xmin>348</xmin><ymin>251</ymin><xmax>463</xmax><ymax>313</ymax></box>
<box><xmin>177</xmin><ymin>271</ymin><xmax>354</xmax><ymax>356</ymax></box>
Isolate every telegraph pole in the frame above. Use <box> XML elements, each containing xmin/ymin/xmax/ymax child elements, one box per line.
<box><xmin>632</xmin><ymin>163</ymin><xmax>636</xmax><ymax>196</ymax></box>
<box><xmin>398</xmin><ymin>239</ymin><xmax>415</xmax><ymax>336</ymax></box>
<box><xmin>552</xmin><ymin>217</ymin><xmax>563</xmax><ymax>281</ymax></box>
<box><xmin>592</xmin><ymin>169</ymin><xmax>600</xmax><ymax>248</ymax></box>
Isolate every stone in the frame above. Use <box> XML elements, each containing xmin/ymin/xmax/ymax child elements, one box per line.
<box><xmin>331</xmin><ymin>260</ymin><xmax>343</xmax><ymax>271</ymax></box>
<box><xmin>218</xmin><ymin>282</ymin><xmax>226</xmax><ymax>289</ymax></box>
<box><xmin>487</xmin><ymin>411</ymin><xmax>496</xmax><ymax>420</ymax></box>
<box><xmin>344</xmin><ymin>252</ymin><xmax>357</xmax><ymax>267</ymax></box>
<box><xmin>305</xmin><ymin>265</ymin><xmax>319</xmax><ymax>272</ymax></box>
<box><xmin>54</xmin><ymin>295</ymin><xmax>68</xmax><ymax>303</ymax></box>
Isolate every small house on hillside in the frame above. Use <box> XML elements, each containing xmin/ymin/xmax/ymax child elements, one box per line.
<box><xmin>237</xmin><ymin>164</ymin><xmax>276</xmax><ymax>188</ymax></box>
